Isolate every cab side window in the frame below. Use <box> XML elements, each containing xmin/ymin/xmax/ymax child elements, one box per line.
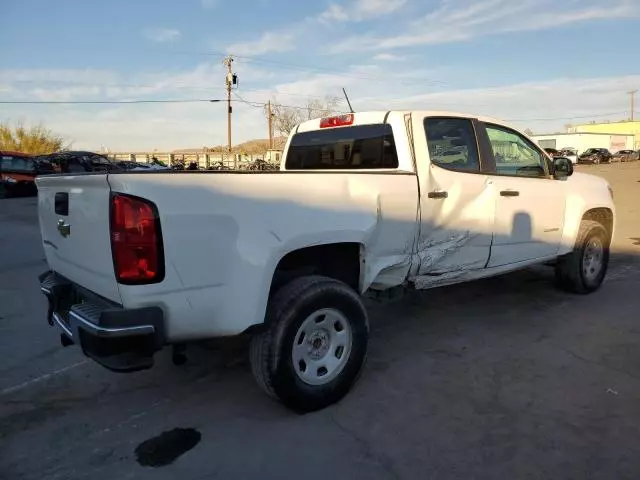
<box><xmin>424</xmin><ymin>117</ymin><xmax>480</xmax><ymax>172</ymax></box>
<box><xmin>484</xmin><ymin>123</ymin><xmax>548</xmax><ymax>178</ymax></box>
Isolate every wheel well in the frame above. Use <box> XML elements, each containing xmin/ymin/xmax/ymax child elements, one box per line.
<box><xmin>270</xmin><ymin>243</ymin><xmax>361</xmax><ymax>296</ymax></box>
<box><xmin>582</xmin><ymin>208</ymin><xmax>613</xmax><ymax>240</ymax></box>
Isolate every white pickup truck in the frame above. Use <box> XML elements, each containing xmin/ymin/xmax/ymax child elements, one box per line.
<box><xmin>37</xmin><ymin>111</ymin><xmax>615</xmax><ymax>412</ymax></box>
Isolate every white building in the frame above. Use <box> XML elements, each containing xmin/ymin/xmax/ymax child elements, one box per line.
<box><xmin>531</xmin><ymin>132</ymin><xmax>635</xmax><ymax>155</ymax></box>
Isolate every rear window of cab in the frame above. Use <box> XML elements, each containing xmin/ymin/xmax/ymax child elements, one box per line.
<box><xmin>285</xmin><ymin>124</ymin><xmax>399</xmax><ymax>170</ymax></box>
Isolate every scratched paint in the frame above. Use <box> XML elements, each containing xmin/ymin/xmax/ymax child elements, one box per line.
<box><xmin>415</xmin><ymin>230</ymin><xmax>489</xmax><ymax>278</ymax></box>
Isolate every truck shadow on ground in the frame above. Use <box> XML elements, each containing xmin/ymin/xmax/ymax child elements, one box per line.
<box><xmin>2</xmin><ymin>250</ymin><xmax>639</xmax><ymax>479</ymax></box>
<box><xmin>2</xmin><ymin>179</ymin><xmax>638</xmax><ymax>479</ymax></box>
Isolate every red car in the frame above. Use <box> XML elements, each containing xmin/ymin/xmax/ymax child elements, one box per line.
<box><xmin>0</xmin><ymin>151</ymin><xmax>56</xmax><ymax>197</ymax></box>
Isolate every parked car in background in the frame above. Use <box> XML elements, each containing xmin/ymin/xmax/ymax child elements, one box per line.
<box><xmin>544</xmin><ymin>147</ymin><xmax>560</xmax><ymax>158</ymax></box>
<box><xmin>1</xmin><ymin>151</ymin><xmax>56</xmax><ymax>196</ymax></box>
<box><xmin>578</xmin><ymin>148</ymin><xmax>612</xmax><ymax>165</ymax></box>
<box><xmin>559</xmin><ymin>147</ymin><xmax>578</xmax><ymax>164</ymax></box>
<box><xmin>116</xmin><ymin>161</ymin><xmax>144</xmax><ymax>171</ymax></box>
<box><xmin>611</xmin><ymin>149</ymin><xmax>638</xmax><ymax>162</ymax></box>
<box><xmin>117</xmin><ymin>160</ymin><xmax>171</xmax><ymax>171</ymax></box>
<box><xmin>43</xmin><ymin>151</ymin><xmax>121</xmax><ymax>173</ymax></box>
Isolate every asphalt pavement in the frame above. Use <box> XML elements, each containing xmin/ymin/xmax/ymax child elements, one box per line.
<box><xmin>1</xmin><ymin>164</ymin><xmax>639</xmax><ymax>480</ymax></box>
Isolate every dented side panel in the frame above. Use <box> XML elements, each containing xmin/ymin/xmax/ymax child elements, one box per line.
<box><xmin>409</xmin><ymin>115</ymin><xmax>495</xmax><ymax>288</ymax></box>
<box><xmin>108</xmin><ymin>169</ymin><xmax>419</xmax><ymax>340</ymax></box>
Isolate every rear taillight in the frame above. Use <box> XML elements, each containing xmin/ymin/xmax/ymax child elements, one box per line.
<box><xmin>319</xmin><ymin>114</ymin><xmax>354</xmax><ymax>128</ymax></box>
<box><xmin>110</xmin><ymin>193</ymin><xmax>164</xmax><ymax>284</ymax></box>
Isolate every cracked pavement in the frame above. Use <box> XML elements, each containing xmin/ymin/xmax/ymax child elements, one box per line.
<box><xmin>1</xmin><ymin>163</ymin><xmax>640</xmax><ymax>479</ymax></box>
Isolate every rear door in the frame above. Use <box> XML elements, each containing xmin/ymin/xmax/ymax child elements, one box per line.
<box><xmin>411</xmin><ymin>115</ymin><xmax>495</xmax><ymax>286</ymax></box>
<box><xmin>36</xmin><ymin>174</ymin><xmax>120</xmax><ymax>303</ymax></box>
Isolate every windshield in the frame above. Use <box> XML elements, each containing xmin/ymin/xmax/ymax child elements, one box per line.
<box><xmin>1</xmin><ymin>154</ymin><xmax>34</xmax><ymax>172</ymax></box>
<box><xmin>584</xmin><ymin>148</ymin><xmax>599</xmax><ymax>154</ymax></box>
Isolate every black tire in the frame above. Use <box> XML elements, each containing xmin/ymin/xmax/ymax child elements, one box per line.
<box><xmin>250</xmin><ymin>275</ymin><xmax>369</xmax><ymax>413</ymax></box>
<box><xmin>0</xmin><ymin>184</ymin><xmax>12</xmax><ymax>198</ymax></box>
<box><xmin>555</xmin><ymin>220</ymin><xmax>609</xmax><ymax>294</ymax></box>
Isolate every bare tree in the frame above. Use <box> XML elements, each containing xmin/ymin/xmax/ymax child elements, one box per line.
<box><xmin>524</xmin><ymin>128</ymin><xmax>534</xmax><ymax>136</ymax></box>
<box><xmin>268</xmin><ymin>96</ymin><xmax>342</xmax><ymax>137</ymax></box>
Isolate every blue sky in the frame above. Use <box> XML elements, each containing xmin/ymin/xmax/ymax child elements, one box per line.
<box><xmin>1</xmin><ymin>0</ymin><xmax>639</xmax><ymax>150</ymax></box>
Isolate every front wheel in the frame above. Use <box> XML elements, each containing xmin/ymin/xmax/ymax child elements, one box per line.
<box><xmin>250</xmin><ymin>275</ymin><xmax>369</xmax><ymax>413</ymax></box>
<box><xmin>555</xmin><ymin>220</ymin><xmax>610</xmax><ymax>294</ymax></box>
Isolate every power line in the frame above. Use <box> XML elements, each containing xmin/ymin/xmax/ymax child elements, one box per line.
<box><xmin>0</xmin><ymin>99</ymin><xmax>220</xmax><ymax>104</ymax></box>
<box><xmin>8</xmin><ymin>79</ymin><xmax>334</xmax><ymax>100</ymax></box>
<box><xmin>0</xmin><ymin>97</ymin><xmax>319</xmax><ymax>110</ymax></box>
<box><xmin>1</xmin><ymin>98</ymin><xmax>633</xmax><ymax>123</ymax></box>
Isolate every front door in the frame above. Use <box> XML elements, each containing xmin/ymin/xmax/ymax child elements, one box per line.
<box><xmin>410</xmin><ymin>115</ymin><xmax>495</xmax><ymax>287</ymax></box>
<box><xmin>481</xmin><ymin>122</ymin><xmax>565</xmax><ymax>267</ymax></box>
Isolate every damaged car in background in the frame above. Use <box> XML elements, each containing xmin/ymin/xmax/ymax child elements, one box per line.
<box><xmin>36</xmin><ymin>111</ymin><xmax>615</xmax><ymax>412</ymax></box>
<box><xmin>578</xmin><ymin>148</ymin><xmax>613</xmax><ymax>164</ymax></box>
<box><xmin>611</xmin><ymin>149</ymin><xmax>639</xmax><ymax>162</ymax></box>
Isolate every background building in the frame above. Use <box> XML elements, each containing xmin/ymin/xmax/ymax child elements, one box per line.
<box><xmin>532</xmin><ymin>132</ymin><xmax>634</xmax><ymax>154</ymax></box>
<box><xmin>569</xmin><ymin>120</ymin><xmax>640</xmax><ymax>150</ymax></box>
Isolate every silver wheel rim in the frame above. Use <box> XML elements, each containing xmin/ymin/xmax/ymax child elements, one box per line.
<box><xmin>583</xmin><ymin>236</ymin><xmax>604</xmax><ymax>282</ymax></box>
<box><xmin>291</xmin><ymin>308</ymin><xmax>353</xmax><ymax>386</ymax></box>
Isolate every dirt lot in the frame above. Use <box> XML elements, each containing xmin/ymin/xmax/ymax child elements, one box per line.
<box><xmin>1</xmin><ymin>164</ymin><xmax>639</xmax><ymax>480</ymax></box>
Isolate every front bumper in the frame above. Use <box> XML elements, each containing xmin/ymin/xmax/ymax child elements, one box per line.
<box><xmin>39</xmin><ymin>270</ymin><xmax>165</xmax><ymax>372</ymax></box>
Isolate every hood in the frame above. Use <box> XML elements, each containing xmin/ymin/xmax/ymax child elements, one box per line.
<box><xmin>568</xmin><ymin>171</ymin><xmax>610</xmax><ymax>191</ymax></box>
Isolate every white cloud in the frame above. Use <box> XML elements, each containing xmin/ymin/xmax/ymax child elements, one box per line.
<box><xmin>227</xmin><ymin>31</ymin><xmax>296</xmax><ymax>56</ymax></box>
<box><xmin>358</xmin><ymin>74</ymin><xmax>640</xmax><ymax>132</ymax></box>
<box><xmin>1</xmin><ymin>69</ymin><xmax>119</xmax><ymax>84</ymax></box>
<box><xmin>319</xmin><ymin>0</ymin><xmax>406</xmax><ymax>22</ymax></box>
<box><xmin>2</xmin><ymin>61</ymin><xmax>638</xmax><ymax>150</ymax></box>
<box><xmin>329</xmin><ymin>0</ymin><xmax>639</xmax><ymax>52</ymax></box>
<box><xmin>29</xmin><ymin>86</ymin><xmax>102</xmax><ymax>102</ymax></box>
<box><xmin>319</xmin><ymin>4</ymin><xmax>349</xmax><ymax>22</ymax></box>
<box><xmin>0</xmin><ymin>62</ymin><xmax>281</xmax><ymax>150</ymax></box>
<box><xmin>143</xmin><ymin>28</ymin><xmax>181</xmax><ymax>43</ymax></box>
<box><xmin>355</xmin><ymin>0</ymin><xmax>407</xmax><ymax>17</ymax></box>
<box><xmin>200</xmin><ymin>0</ymin><xmax>217</xmax><ymax>8</ymax></box>
<box><xmin>373</xmin><ymin>53</ymin><xmax>405</xmax><ymax>61</ymax></box>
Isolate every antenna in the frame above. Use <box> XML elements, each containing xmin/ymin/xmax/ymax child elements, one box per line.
<box><xmin>342</xmin><ymin>88</ymin><xmax>355</xmax><ymax>113</ymax></box>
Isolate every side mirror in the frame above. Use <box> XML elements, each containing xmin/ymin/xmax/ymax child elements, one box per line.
<box><xmin>553</xmin><ymin>157</ymin><xmax>573</xmax><ymax>179</ymax></box>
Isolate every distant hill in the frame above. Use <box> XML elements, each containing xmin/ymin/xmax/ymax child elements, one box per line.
<box><xmin>173</xmin><ymin>136</ymin><xmax>286</xmax><ymax>155</ymax></box>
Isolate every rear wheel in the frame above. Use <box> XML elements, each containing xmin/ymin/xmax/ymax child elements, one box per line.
<box><xmin>555</xmin><ymin>220</ymin><xmax>609</xmax><ymax>294</ymax></box>
<box><xmin>250</xmin><ymin>275</ymin><xmax>369</xmax><ymax>413</ymax></box>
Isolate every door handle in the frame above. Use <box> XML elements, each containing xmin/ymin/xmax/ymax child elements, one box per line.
<box><xmin>428</xmin><ymin>191</ymin><xmax>448</xmax><ymax>199</ymax></box>
<box><xmin>500</xmin><ymin>190</ymin><xmax>519</xmax><ymax>197</ymax></box>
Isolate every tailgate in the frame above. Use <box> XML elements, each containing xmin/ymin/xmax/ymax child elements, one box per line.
<box><xmin>36</xmin><ymin>174</ymin><xmax>120</xmax><ymax>303</ymax></box>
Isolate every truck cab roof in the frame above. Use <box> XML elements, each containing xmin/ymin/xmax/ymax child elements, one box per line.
<box><xmin>295</xmin><ymin>111</ymin><xmax>515</xmax><ymax>133</ymax></box>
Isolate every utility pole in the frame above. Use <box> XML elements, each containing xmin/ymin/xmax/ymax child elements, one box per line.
<box><xmin>629</xmin><ymin>89</ymin><xmax>638</xmax><ymax>121</ymax></box>
<box><xmin>267</xmin><ymin>100</ymin><xmax>274</xmax><ymax>150</ymax></box>
<box><xmin>223</xmin><ymin>55</ymin><xmax>235</xmax><ymax>153</ymax></box>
